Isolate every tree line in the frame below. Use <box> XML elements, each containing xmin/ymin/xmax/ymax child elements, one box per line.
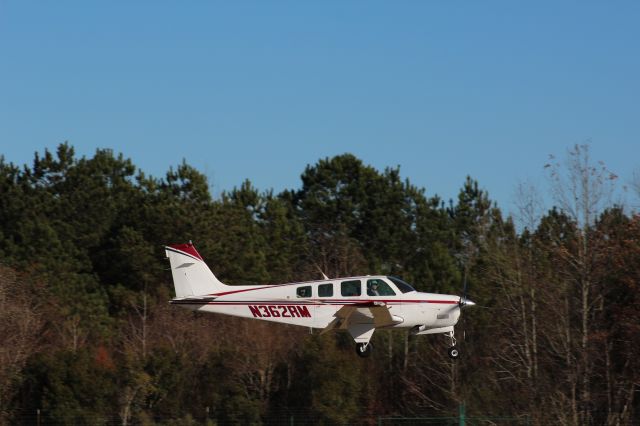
<box><xmin>0</xmin><ymin>143</ymin><xmax>638</xmax><ymax>425</ymax></box>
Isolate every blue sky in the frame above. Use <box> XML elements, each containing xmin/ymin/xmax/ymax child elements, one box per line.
<box><xmin>1</xmin><ymin>1</ymin><xmax>639</xmax><ymax>215</ymax></box>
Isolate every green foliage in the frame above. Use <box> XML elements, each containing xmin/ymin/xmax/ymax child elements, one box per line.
<box><xmin>21</xmin><ymin>349</ymin><xmax>119</xmax><ymax>425</ymax></box>
<box><xmin>292</xmin><ymin>153</ymin><xmax>457</xmax><ymax>286</ymax></box>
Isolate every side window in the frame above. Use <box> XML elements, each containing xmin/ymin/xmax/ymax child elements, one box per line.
<box><xmin>341</xmin><ymin>280</ymin><xmax>361</xmax><ymax>297</ymax></box>
<box><xmin>318</xmin><ymin>283</ymin><xmax>333</xmax><ymax>297</ymax></box>
<box><xmin>296</xmin><ymin>286</ymin><xmax>312</xmax><ymax>298</ymax></box>
<box><xmin>367</xmin><ymin>279</ymin><xmax>396</xmax><ymax>296</ymax></box>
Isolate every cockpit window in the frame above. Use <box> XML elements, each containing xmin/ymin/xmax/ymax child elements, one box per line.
<box><xmin>367</xmin><ymin>279</ymin><xmax>396</xmax><ymax>296</ymax></box>
<box><xmin>387</xmin><ymin>276</ymin><xmax>416</xmax><ymax>293</ymax></box>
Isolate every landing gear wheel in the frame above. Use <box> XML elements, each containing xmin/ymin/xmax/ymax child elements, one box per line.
<box><xmin>355</xmin><ymin>342</ymin><xmax>373</xmax><ymax>358</ymax></box>
<box><xmin>448</xmin><ymin>345</ymin><xmax>460</xmax><ymax>359</ymax></box>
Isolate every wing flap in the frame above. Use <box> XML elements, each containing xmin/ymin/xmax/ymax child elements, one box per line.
<box><xmin>319</xmin><ymin>305</ymin><xmax>356</xmax><ymax>334</ymax></box>
<box><xmin>368</xmin><ymin>305</ymin><xmax>395</xmax><ymax>327</ymax></box>
<box><xmin>319</xmin><ymin>302</ymin><xmax>399</xmax><ymax>335</ymax></box>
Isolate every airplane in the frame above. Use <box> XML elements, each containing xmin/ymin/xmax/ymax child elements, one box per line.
<box><xmin>165</xmin><ymin>242</ymin><xmax>475</xmax><ymax>358</ymax></box>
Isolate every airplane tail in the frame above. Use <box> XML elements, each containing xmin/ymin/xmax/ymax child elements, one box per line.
<box><xmin>165</xmin><ymin>242</ymin><xmax>228</xmax><ymax>297</ymax></box>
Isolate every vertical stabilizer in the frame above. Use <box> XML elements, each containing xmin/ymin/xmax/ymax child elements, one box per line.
<box><xmin>165</xmin><ymin>243</ymin><xmax>227</xmax><ymax>297</ymax></box>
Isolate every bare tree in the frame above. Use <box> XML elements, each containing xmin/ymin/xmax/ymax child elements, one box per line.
<box><xmin>513</xmin><ymin>180</ymin><xmax>545</xmax><ymax>232</ymax></box>
<box><xmin>546</xmin><ymin>143</ymin><xmax>617</xmax><ymax>425</ymax></box>
<box><xmin>122</xmin><ymin>292</ymin><xmax>149</xmax><ymax>361</ymax></box>
<box><xmin>0</xmin><ymin>266</ymin><xmax>42</xmax><ymax>424</ymax></box>
<box><xmin>546</xmin><ymin>144</ymin><xmax>616</xmax><ymax>229</ymax></box>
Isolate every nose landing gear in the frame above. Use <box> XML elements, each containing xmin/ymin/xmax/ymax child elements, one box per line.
<box><xmin>446</xmin><ymin>331</ymin><xmax>459</xmax><ymax>359</ymax></box>
<box><xmin>448</xmin><ymin>345</ymin><xmax>459</xmax><ymax>359</ymax></box>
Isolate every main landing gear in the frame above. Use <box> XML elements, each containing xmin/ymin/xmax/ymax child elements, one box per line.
<box><xmin>355</xmin><ymin>342</ymin><xmax>373</xmax><ymax>358</ymax></box>
<box><xmin>447</xmin><ymin>331</ymin><xmax>459</xmax><ymax>359</ymax></box>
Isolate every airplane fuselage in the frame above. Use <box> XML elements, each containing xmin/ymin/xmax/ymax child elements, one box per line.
<box><xmin>170</xmin><ymin>275</ymin><xmax>461</xmax><ymax>333</ymax></box>
<box><xmin>165</xmin><ymin>243</ymin><xmax>472</xmax><ymax>358</ymax></box>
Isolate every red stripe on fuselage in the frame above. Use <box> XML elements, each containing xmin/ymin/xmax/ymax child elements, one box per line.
<box><xmin>211</xmin><ymin>284</ymin><xmax>291</xmax><ymax>296</ymax></box>
<box><xmin>172</xmin><ymin>299</ymin><xmax>458</xmax><ymax>305</ymax></box>
<box><xmin>305</xmin><ymin>299</ymin><xmax>458</xmax><ymax>304</ymax></box>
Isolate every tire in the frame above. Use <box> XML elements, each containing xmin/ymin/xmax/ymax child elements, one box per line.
<box><xmin>355</xmin><ymin>342</ymin><xmax>373</xmax><ymax>358</ymax></box>
<box><xmin>448</xmin><ymin>346</ymin><xmax>460</xmax><ymax>359</ymax></box>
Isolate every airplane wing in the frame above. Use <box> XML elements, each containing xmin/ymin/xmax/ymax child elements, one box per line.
<box><xmin>319</xmin><ymin>301</ymin><xmax>397</xmax><ymax>336</ymax></box>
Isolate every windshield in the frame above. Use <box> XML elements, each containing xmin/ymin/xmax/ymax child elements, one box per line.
<box><xmin>387</xmin><ymin>276</ymin><xmax>416</xmax><ymax>293</ymax></box>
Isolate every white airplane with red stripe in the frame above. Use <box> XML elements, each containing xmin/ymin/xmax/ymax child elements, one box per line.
<box><xmin>166</xmin><ymin>242</ymin><xmax>475</xmax><ymax>358</ymax></box>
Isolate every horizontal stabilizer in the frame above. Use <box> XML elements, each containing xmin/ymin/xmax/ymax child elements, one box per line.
<box><xmin>170</xmin><ymin>296</ymin><xmax>218</xmax><ymax>305</ymax></box>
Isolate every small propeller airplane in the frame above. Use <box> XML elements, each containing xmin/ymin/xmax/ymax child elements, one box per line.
<box><xmin>166</xmin><ymin>242</ymin><xmax>475</xmax><ymax>358</ymax></box>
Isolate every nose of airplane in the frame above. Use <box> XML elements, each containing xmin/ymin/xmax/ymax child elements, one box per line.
<box><xmin>459</xmin><ymin>297</ymin><xmax>475</xmax><ymax>308</ymax></box>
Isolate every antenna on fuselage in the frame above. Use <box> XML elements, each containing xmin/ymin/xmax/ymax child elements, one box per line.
<box><xmin>312</xmin><ymin>261</ymin><xmax>330</xmax><ymax>280</ymax></box>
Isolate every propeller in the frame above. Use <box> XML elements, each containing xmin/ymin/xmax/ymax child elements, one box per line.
<box><xmin>458</xmin><ymin>271</ymin><xmax>476</xmax><ymax>308</ymax></box>
<box><xmin>457</xmin><ymin>271</ymin><xmax>475</xmax><ymax>342</ymax></box>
